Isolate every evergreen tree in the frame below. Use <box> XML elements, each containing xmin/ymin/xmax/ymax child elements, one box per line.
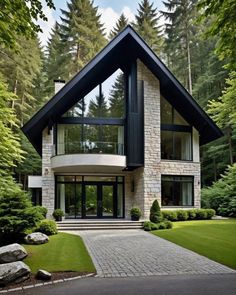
<box><xmin>207</xmin><ymin>72</ymin><xmax>236</xmax><ymax>165</ymax></box>
<box><xmin>0</xmin><ymin>80</ymin><xmax>24</xmax><ymax>191</ymax></box>
<box><xmin>0</xmin><ymin>36</ymin><xmax>42</xmax><ymax>125</ymax></box>
<box><xmin>150</xmin><ymin>200</ymin><xmax>162</xmax><ymax>223</ymax></box>
<box><xmin>60</xmin><ymin>0</ymin><xmax>106</xmax><ymax>79</ymax></box>
<box><xmin>109</xmin><ymin>13</ymin><xmax>129</xmax><ymax>40</ymax></box>
<box><xmin>44</xmin><ymin>22</ymin><xmax>68</xmax><ymax>99</ymax></box>
<box><xmin>134</xmin><ymin>0</ymin><xmax>163</xmax><ymax>55</ymax></box>
<box><xmin>88</xmin><ymin>93</ymin><xmax>108</xmax><ymax>118</ymax></box>
<box><xmin>198</xmin><ymin>0</ymin><xmax>236</xmax><ymax>71</ymax></box>
<box><xmin>161</xmin><ymin>0</ymin><xmax>198</xmax><ymax>94</ymax></box>
<box><xmin>109</xmin><ymin>73</ymin><xmax>125</xmax><ymax>118</ymax></box>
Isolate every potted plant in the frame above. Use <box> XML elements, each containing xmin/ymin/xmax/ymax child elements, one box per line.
<box><xmin>130</xmin><ymin>207</ymin><xmax>142</xmax><ymax>221</ymax></box>
<box><xmin>53</xmin><ymin>209</ymin><xmax>65</xmax><ymax>221</ymax></box>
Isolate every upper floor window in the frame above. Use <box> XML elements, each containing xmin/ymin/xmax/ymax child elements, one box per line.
<box><xmin>63</xmin><ymin>69</ymin><xmax>125</xmax><ymax>119</ymax></box>
<box><xmin>161</xmin><ymin>96</ymin><xmax>192</xmax><ymax>161</ymax></box>
<box><xmin>161</xmin><ymin>96</ymin><xmax>189</xmax><ymax>126</ymax></box>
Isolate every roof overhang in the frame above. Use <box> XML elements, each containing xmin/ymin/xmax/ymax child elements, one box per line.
<box><xmin>22</xmin><ymin>25</ymin><xmax>223</xmax><ymax>155</ymax></box>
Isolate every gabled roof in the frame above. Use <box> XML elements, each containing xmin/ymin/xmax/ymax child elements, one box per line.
<box><xmin>22</xmin><ymin>25</ymin><xmax>223</xmax><ymax>155</ymax></box>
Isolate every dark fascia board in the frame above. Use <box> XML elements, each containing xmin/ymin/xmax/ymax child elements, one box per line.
<box><xmin>22</xmin><ymin>25</ymin><xmax>223</xmax><ymax>154</ymax></box>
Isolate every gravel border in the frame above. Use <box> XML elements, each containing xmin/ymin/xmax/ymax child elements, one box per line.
<box><xmin>0</xmin><ymin>273</ymin><xmax>95</xmax><ymax>293</ymax></box>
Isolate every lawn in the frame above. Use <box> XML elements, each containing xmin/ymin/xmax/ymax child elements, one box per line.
<box><xmin>22</xmin><ymin>232</ymin><xmax>95</xmax><ymax>274</ymax></box>
<box><xmin>152</xmin><ymin>219</ymin><xmax>236</xmax><ymax>270</ymax></box>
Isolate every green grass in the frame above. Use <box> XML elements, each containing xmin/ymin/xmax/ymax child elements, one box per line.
<box><xmin>152</xmin><ymin>219</ymin><xmax>236</xmax><ymax>270</ymax></box>
<box><xmin>23</xmin><ymin>233</ymin><xmax>95</xmax><ymax>274</ymax></box>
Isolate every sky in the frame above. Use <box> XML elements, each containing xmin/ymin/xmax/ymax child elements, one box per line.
<box><xmin>38</xmin><ymin>0</ymin><xmax>165</xmax><ymax>47</ymax></box>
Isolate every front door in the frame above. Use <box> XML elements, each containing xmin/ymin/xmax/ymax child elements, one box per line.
<box><xmin>84</xmin><ymin>183</ymin><xmax>115</xmax><ymax>218</ymax></box>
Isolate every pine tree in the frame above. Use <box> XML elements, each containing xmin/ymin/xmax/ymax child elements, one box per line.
<box><xmin>109</xmin><ymin>73</ymin><xmax>125</xmax><ymax>118</ymax></box>
<box><xmin>60</xmin><ymin>0</ymin><xmax>106</xmax><ymax>79</ymax></box>
<box><xmin>0</xmin><ymin>36</ymin><xmax>42</xmax><ymax>125</ymax></box>
<box><xmin>88</xmin><ymin>93</ymin><xmax>108</xmax><ymax>118</ymax></box>
<box><xmin>109</xmin><ymin>13</ymin><xmax>129</xmax><ymax>40</ymax></box>
<box><xmin>161</xmin><ymin>0</ymin><xmax>198</xmax><ymax>94</ymax></box>
<box><xmin>134</xmin><ymin>0</ymin><xmax>163</xmax><ymax>55</ymax></box>
<box><xmin>44</xmin><ymin>22</ymin><xmax>68</xmax><ymax>99</ymax></box>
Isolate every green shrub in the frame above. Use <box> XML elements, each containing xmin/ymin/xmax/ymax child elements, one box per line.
<box><xmin>218</xmin><ymin>196</ymin><xmax>236</xmax><ymax>217</ymax></box>
<box><xmin>143</xmin><ymin>221</ymin><xmax>159</xmax><ymax>231</ymax></box>
<box><xmin>35</xmin><ymin>206</ymin><xmax>48</xmax><ymax>218</ymax></box>
<box><xmin>195</xmin><ymin>209</ymin><xmax>208</xmax><ymax>220</ymax></box>
<box><xmin>164</xmin><ymin>220</ymin><xmax>173</xmax><ymax>229</ymax></box>
<box><xmin>0</xmin><ymin>188</ymin><xmax>44</xmax><ymax>245</ymax></box>
<box><xmin>130</xmin><ymin>207</ymin><xmax>142</xmax><ymax>220</ymax></box>
<box><xmin>158</xmin><ymin>222</ymin><xmax>167</xmax><ymax>229</ymax></box>
<box><xmin>176</xmin><ymin>210</ymin><xmax>188</xmax><ymax>221</ymax></box>
<box><xmin>187</xmin><ymin>210</ymin><xmax>197</xmax><ymax>220</ymax></box>
<box><xmin>201</xmin><ymin>165</ymin><xmax>236</xmax><ymax>216</ymax></box>
<box><xmin>205</xmin><ymin>209</ymin><xmax>216</xmax><ymax>219</ymax></box>
<box><xmin>38</xmin><ymin>219</ymin><xmax>58</xmax><ymax>235</ymax></box>
<box><xmin>53</xmin><ymin>209</ymin><xmax>64</xmax><ymax>221</ymax></box>
<box><xmin>143</xmin><ymin>220</ymin><xmax>173</xmax><ymax>231</ymax></box>
<box><xmin>161</xmin><ymin>210</ymin><xmax>178</xmax><ymax>221</ymax></box>
<box><xmin>150</xmin><ymin>200</ymin><xmax>162</xmax><ymax>223</ymax></box>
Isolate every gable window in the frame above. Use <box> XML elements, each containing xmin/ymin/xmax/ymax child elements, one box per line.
<box><xmin>161</xmin><ymin>96</ymin><xmax>192</xmax><ymax>161</ymax></box>
<box><xmin>56</xmin><ymin>69</ymin><xmax>125</xmax><ymax>155</ymax></box>
<box><xmin>161</xmin><ymin>175</ymin><xmax>193</xmax><ymax>206</ymax></box>
<box><xmin>63</xmin><ymin>69</ymin><xmax>125</xmax><ymax>119</ymax></box>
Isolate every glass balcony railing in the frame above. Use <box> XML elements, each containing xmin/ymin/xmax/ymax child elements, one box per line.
<box><xmin>54</xmin><ymin>141</ymin><xmax>124</xmax><ymax>156</ymax></box>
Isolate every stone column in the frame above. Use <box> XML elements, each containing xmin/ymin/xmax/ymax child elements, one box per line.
<box><xmin>42</xmin><ymin>128</ymin><xmax>55</xmax><ymax>218</ymax></box>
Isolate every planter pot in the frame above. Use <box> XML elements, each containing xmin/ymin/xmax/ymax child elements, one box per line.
<box><xmin>55</xmin><ymin>216</ymin><xmax>62</xmax><ymax>222</ymax></box>
<box><xmin>131</xmin><ymin>216</ymin><xmax>140</xmax><ymax>221</ymax></box>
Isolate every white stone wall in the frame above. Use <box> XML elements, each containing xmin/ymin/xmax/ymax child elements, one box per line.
<box><xmin>126</xmin><ymin>59</ymin><xmax>201</xmax><ymax>219</ymax></box>
<box><xmin>42</xmin><ymin>128</ymin><xmax>55</xmax><ymax>218</ymax></box>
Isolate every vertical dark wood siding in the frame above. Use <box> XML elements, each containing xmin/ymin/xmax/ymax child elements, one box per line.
<box><xmin>126</xmin><ymin>61</ymin><xmax>144</xmax><ymax>167</ymax></box>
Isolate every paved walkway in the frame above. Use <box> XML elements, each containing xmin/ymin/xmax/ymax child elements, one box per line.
<box><xmin>68</xmin><ymin>230</ymin><xmax>235</xmax><ymax>278</ymax></box>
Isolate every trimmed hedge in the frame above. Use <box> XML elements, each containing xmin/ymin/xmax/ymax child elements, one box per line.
<box><xmin>162</xmin><ymin>209</ymin><xmax>215</xmax><ymax>222</ymax></box>
<box><xmin>143</xmin><ymin>220</ymin><xmax>173</xmax><ymax>231</ymax></box>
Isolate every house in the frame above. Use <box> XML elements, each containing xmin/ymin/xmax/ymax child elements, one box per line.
<box><xmin>22</xmin><ymin>26</ymin><xmax>222</xmax><ymax>220</ymax></box>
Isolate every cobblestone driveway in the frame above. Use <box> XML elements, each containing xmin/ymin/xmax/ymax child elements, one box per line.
<box><xmin>73</xmin><ymin>230</ymin><xmax>235</xmax><ymax>278</ymax></box>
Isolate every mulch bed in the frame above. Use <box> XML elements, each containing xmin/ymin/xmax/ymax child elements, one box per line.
<box><xmin>0</xmin><ymin>271</ymin><xmax>95</xmax><ymax>290</ymax></box>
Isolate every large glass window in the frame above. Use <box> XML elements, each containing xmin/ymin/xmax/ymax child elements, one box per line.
<box><xmin>57</xmin><ymin>124</ymin><xmax>124</xmax><ymax>155</ymax></box>
<box><xmin>58</xmin><ymin>69</ymin><xmax>125</xmax><ymax>155</ymax></box>
<box><xmin>161</xmin><ymin>176</ymin><xmax>193</xmax><ymax>206</ymax></box>
<box><xmin>161</xmin><ymin>96</ymin><xmax>192</xmax><ymax>160</ymax></box>
<box><xmin>63</xmin><ymin>69</ymin><xmax>125</xmax><ymax>119</ymax></box>
<box><xmin>161</xmin><ymin>131</ymin><xmax>192</xmax><ymax>160</ymax></box>
<box><xmin>161</xmin><ymin>96</ymin><xmax>189</xmax><ymax>126</ymax></box>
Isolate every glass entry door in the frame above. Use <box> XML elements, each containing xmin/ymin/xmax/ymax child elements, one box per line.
<box><xmin>84</xmin><ymin>183</ymin><xmax>115</xmax><ymax>218</ymax></box>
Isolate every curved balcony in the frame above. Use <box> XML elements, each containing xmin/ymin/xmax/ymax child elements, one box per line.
<box><xmin>51</xmin><ymin>142</ymin><xmax>126</xmax><ymax>173</ymax></box>
<box><xmin>51</xmin><ymin>154</ymin><xmax>126</xmax><ymax>173</ymax></box>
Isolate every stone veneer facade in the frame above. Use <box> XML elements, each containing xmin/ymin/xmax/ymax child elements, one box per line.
<box><xmin>41</xmin><ymin>59</ymin><xmax>201</xmax><ymax>219</ymax></box>
<box><xmin>124</xmin><ymin>60</ymin><xmax>201</xmax><ymax>219</ymax></box>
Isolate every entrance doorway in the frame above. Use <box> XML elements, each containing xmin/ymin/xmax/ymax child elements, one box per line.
<box><xmin>84</xmin><ymin>183</ymin><xmax>115</xmax><ymax>218</ymax></box>
<box><xmin>56</xmin><ymin>176</ymin><xmax>124</xmax><ymax>219</ymax></box>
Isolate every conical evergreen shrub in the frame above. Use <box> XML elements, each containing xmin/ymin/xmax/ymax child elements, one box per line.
<box><xmin>150</xmin><ymin>199</ymin><xmax>162</xmax><ymax>223</ymax></box>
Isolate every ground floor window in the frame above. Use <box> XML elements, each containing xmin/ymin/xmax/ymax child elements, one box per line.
<box><xmin>161</xmin><ymin>175</ymin><xmax>193</xmax><ymax>206</ymax></box>
<box><xmin>55</xmin><ymin>175</ymin><xmax>124</xmax><ymax>219</ymax></box>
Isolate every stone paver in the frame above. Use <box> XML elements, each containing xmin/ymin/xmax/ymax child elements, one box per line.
<box><xmin>68</xmin><ymin>230</ymin><xmax>235</xmax><ymax>278</ymax></box>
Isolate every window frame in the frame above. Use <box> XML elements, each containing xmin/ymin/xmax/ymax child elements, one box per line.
<box><xmin>161</xmin><ymin>96</ymin><xmax>193</xmax><ymax>161</ymax></box>
<box><xmin>161</xmin><ymin>175</ymin><xmax>194</xmax><ymax>207</ymax></box>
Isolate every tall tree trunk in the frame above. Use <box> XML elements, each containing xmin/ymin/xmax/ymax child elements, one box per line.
<box><xmin>12</xmin><ymin>79</ymin><xmax>18</xmax><ymax>109</ymax></box>
<box><xmin>227</xmin><ymin>127</ymin><xmax>233</xmax><ymax>165</ymax></box>
<box><xmin>20</xmin><ymin>93</ymin><xmax>25</xmax><ymax>127</ymax></box>
<box><xmin>187</xmin><ymin>40</ymin><xmax>192</xmax><ymax>95</ymax></box>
